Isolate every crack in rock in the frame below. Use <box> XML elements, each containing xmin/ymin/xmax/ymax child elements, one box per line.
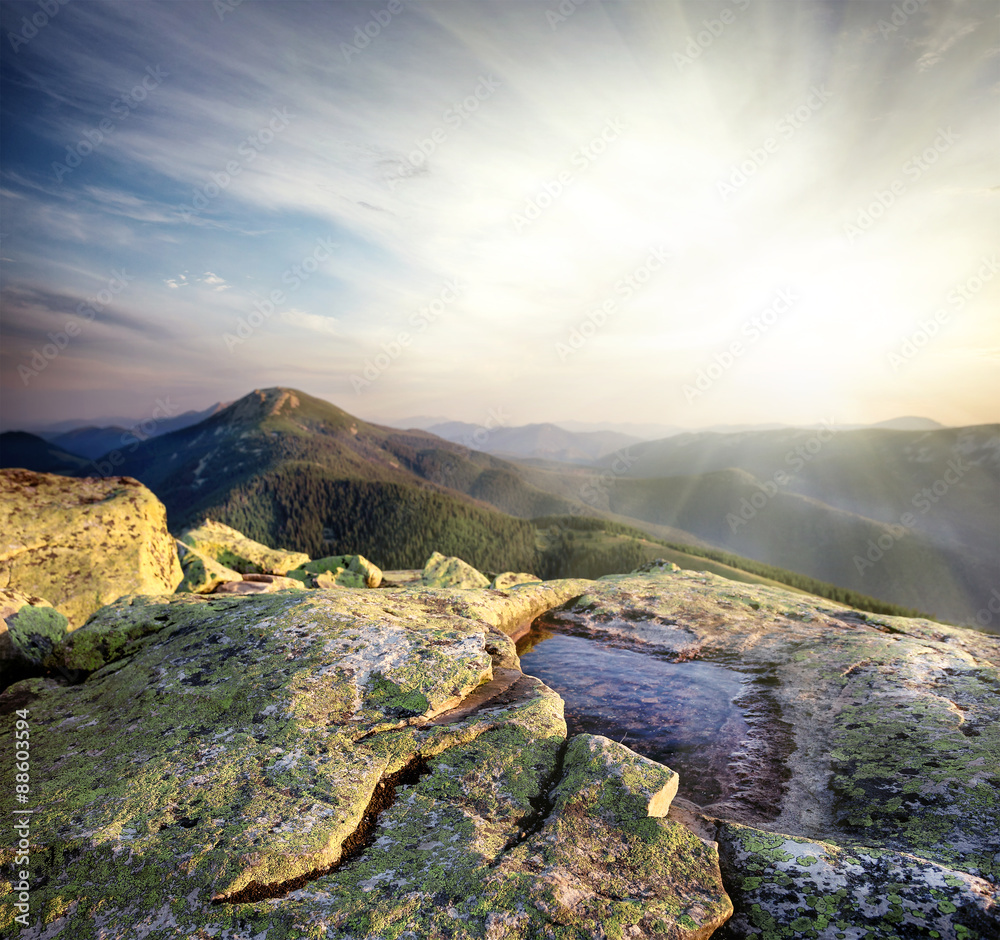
<box><xmin>212</xmin><ymin>754</ymin><xmax>431</xmax><ymax>904</ymax></box>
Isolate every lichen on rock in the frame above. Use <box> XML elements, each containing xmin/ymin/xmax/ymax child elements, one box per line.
<box><xmin>420</xmin><ymin>550</ymin><xmax>491</xmax><ymax>589</ymax></box>
<box><xmin>178</xmin><ymin>518</ymin><xmax>310</xmax><ymax>575</ymax></box>
<box><xmin>0</xmin><ymin>469</ymin><xmax>182</xmax><ymax>629</ymax></box>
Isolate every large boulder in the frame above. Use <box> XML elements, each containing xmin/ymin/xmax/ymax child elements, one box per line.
<box><xmin>420</xmin><ymin>550</ymin><xmax>490</xmax><ymax>589</ymax></box>
<box><xmin>3</xmin><ymin>585</ymin><xmax>731</xmax><ymax>938</ymax></box>
<box><xmin>178</xmin><ymin>519</ymin><xmax>309</xmax><ymax>575</ymax></box>
<box><xmin>0</xmin><ymin>469</ymin><xmax>182</xmax><ymax>629</ymax></box>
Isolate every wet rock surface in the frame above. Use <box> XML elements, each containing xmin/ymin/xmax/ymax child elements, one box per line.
<box><xmin>0</xmin><ymin>582</ymin><xmax>731</xmax><ymax>939</ymax></box>
<box><xmin>1</xmin><ymin>559</ymin><xmax>996</xmax><ymax>938</ymax></box>
<box><xmin>527</xmin><ymin>567</ymin><xmax>1000</xmax><ymax>937</ymax></box>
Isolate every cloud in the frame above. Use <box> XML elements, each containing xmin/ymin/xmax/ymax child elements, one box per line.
<box><xmin>0</xmin><ymin>0</ymin><xmax>997</xmax><ymax>428</ymax></box>
<box><xmin>916</xmin><ymin>21</ymin><xmax>981</xmax><ymax>70</ymax></box>
<box><xmin>280</xmin><ymin>309</ymin><xmax>339</xmax><ymax>335</ymax></box>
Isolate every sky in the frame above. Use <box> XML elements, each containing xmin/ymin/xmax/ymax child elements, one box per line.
<box><xmin>0</xmin><ymin>0</ymin><xmax>998</xmax><ymax>433</ymax></box>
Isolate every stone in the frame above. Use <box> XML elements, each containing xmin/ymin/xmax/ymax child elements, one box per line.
<box><xmin>178</xmin><ymin>519</ymin><xmax>310</xmax><ymax>575</ymax></box>
<box><xmin>716</xmin><ymin>822</ymin><xmax>998</xmax><ymax>939</ymax></box>
<box><xmin>1</xmin><ymin>584</ymin><xmax>731</xmax><ymax>938</ymax></box>
<box><xmin>544</xmin><ymin>566</ymin><xmax>1000</xmax><ymax>933</ymax></box>
<box><xmin>491</xmin><ymin>571</ymin><xmax>541</xmax><ymax>590</ymax></box>
<box><xmin>175</xmin><ymin>539</ymin><xmax>242</xmax><ymax>593</ymax></box>
<box><xmin>0</xmin><ymin>469</ymin><xmax>182</xmax><ymax>629</ymax></box>
<box><xmin>0</xmin><ymin>589</ymin><xmax>68</xmax><ymax>685</ymax></box>
<box><xmin>420</xmin><ymin>550</ymin><xmax>490</xmax><ymax>589</ymax></box>
<box><xmin>212</xmin><ymin>574</ymin><xmax>307</xmax><ymax>594</ymax></box>
<box><xmin>294</xmin><ymin>553</ymin><xmax>383</xmax><ymax>588</ymax></box>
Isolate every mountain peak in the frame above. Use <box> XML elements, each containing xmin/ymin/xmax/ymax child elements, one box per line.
<box><xmin>222</xmin><ymin>387</ymin><xmax>304</xmax><ymax>423</ymax></box>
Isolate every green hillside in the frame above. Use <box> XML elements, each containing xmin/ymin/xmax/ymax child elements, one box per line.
<box><xmin>533</xmin><ymin>514</ymin><xmax>929</xmax><ymax>619</ymax></box>
<box><xmin>103</xmin><ymin>387</ymin><xmax>992</xmax><ymax>625</ymax></box>
<box><xmin>194</xmin><ymin>465</ymin><xmax>538</xmax><ymax>573</ymax></box>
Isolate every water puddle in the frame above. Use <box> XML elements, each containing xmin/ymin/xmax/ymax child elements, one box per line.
<box><xmin>517</xmin><ymin>619</ymin><xmax>759</xmax><ymax>809</ymax></box>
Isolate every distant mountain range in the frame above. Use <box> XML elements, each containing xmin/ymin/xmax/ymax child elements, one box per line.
<box><xmin>17</xmin><ymin>403</ymin><xmax>230</xmax><ymax>460</ymax></box>
<box><xmin>1</xmin><ymin>390</ymin><xmax>993</xmax><ymax>626</ymax></box>
<box><xmin>425</xmin><ymin>421</ymin><xmax>642</xmax><ymax>466</ymax></box>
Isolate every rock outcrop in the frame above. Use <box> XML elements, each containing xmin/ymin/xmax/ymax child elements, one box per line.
<box><xmin>2</xmin><ymin>554</ymin><xmax>997</xmax><ymax>938</ymax></box>
<box><xmin>3</xmin><ymin>586</ymin><xmax>731</xmax><ymax>939</ymax></box>
<box><xmin>491</xmin><ymin>571</ymin><xmax>541</xmax><ymax>590</ymax></box>
<box><xmin>0</xmin><ymin>469</ymin><xmax>182</xmax><ymax>629</ymax></box>
<box><xmin>178</xmin><ymin>519</ymin><xmax>310</xmax><ymax>575</ymax></box>
<box><xmin>539</xmin><ymin>566</ymin><xmax>1000</xmax><ymax>938</ymax></box>
<box><xmin>175</xmin><ymin>539</ymin><xmax>242</xmax><ymax>593</ymax></box>
<box><xmin>420</xmin><ymin>550</ymin><xmax>491</xmax><ymax>588</ymax></box>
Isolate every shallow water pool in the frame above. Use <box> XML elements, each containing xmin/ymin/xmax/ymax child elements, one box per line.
<box><xmin>517</xmin><ymin>623</ymin><xmax>751</xmax><ymax>806</ymax></box>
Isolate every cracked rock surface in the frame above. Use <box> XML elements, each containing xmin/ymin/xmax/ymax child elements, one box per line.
<box><xmin>0</xmin><ymin>584</ymin><xmax>731</xmax><ymax>939</ymax></box>
<box><xmin>547</xmin><ymin>568</ymin><xmax>1000</xmax><ymax>939</ymax></box>
<box><xmin>3</xmin><ymin>561</ymin><xmax>996</xmax><ymax>939</ymax></box>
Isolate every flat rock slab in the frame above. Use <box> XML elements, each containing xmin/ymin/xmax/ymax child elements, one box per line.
<box><xmin>0</xmin><ymin>585</ymin><xmax>731</xmax><ymax>939</ymax></box>
<box><xmin>0</xmin><ymin>469</ymin><xmax>181</xmax><ymax>629</ymax></box>
<box><xmin>545</xmin><ymin>567</ymin><xmax>1000</xmax><ymax>936</ymax></box>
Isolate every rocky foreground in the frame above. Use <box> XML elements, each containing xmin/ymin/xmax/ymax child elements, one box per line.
<box><xmin>1</xmin><ymin>470</ymin><xmax>998</xmax><ymax>939</ymax></box>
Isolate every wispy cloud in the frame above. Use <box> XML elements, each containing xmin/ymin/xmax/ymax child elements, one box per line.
<box><xmin>0</xmin><ymin>0</ymin><xmax>997</xmax><ymax>428</ymax></box>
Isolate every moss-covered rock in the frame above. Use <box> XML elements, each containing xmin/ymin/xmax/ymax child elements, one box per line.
<box><xmin>175</xmin><ymin>539</ymin><xmax>242</xmax><ymax>593</ymax></box>
<box><xmin>292</xmin><ymin>553</ymin><xmax>383</xmax><ymax>588</ymax></box>
<box><xmin>716</xmin><ymin>822</ymin><xmax>998</xmax><ymax>939</ymax></box>
<box><xmin>541</xmin><ymin>565</ymin><xmax>1000</xmax><ymax>932</ymax></box>
<box><xmin>0</xmin><ymin>582</ymin><xmax>733</xmax><ymax>939</ymax></box>
<box><xmin>491</xmin><ymin>571</ymin><xmax>541</xmax><ymax>590</ymax></box>
<box><xmin>0</xmin><ymin>469</ymin><xmax>182</xmax><ymax>629</ymax></box>
<box><xmin>178</xmin><ymin>519</ymin><xmax>309</xmax><ymax>575</ymax></box>
<box><xmin>1</xmin><ymin>589</ymin><xmax>68</xmax><ymax>685</ymax></box>
<box><xmin>420</xmin><ymin>550</ymin><xmax>490</xmax><ymax>589</ymax></box>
